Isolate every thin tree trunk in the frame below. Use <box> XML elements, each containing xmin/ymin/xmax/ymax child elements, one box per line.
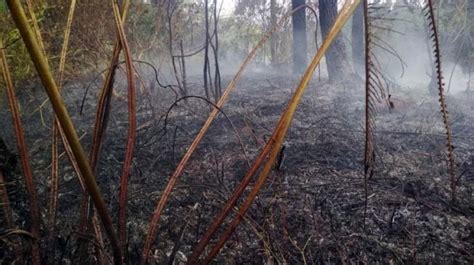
<box><xmin>270</xmin><ymin>0</ymin><xmax>277</xmax><ymax>67</ymax></box>
<box><xmin>319</xmin><ymin>0</ymin><xmax>353</xmax><ymax>81</ymax></box>
<box><xmin>203</xmin><ymin>0</ymin><xmax>210</xmax><ymax>101</ymax></box>
<box><xmin>213</xmin><ymin>0</ymin><xmax>221</xmax><ymax>100</ymax></box>
<box><xmin>292</xmin><ymin>0</ymin><xmax>307</xmax><ymax>74</ymax></box>
<box><xmin>352</xmin><ymin>3</ymin><xmax>364</xmax><ymax>76</ymax></box>
<box><xmin>179</xmin><ymin>40</ymin><xmax>187</xmax><ymax>97</ymax></box>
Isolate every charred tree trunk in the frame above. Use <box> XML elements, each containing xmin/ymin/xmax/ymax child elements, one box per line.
<box><xmin>213</xmin><ymin>0</ymin><xmax>221</xmax><ymax>101</ymax></box>
<box><xmin>352</xmin><ymin>3</ymin><xmax>364</xmax><ymax>76</ymax></box>
<box><xmin>203</xmin><ymin>0</ymin><xmax>211</xmax><ymax>101</ymax></box>
<box><xmin>203</xmin><ymin>0</ymin><xmax>221</xmax><ymax>102</ymax></box>
<box><xmin>292</xmin><ymin>0</ymin><xmax>307</xmax><ymax>74</ymax></box>
<box><xmin>319</xmin><ymin>0</ymin><xmax>353</xmax><ymax>81</ymax></box>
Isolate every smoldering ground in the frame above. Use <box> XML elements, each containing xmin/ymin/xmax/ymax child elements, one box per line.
<box><xmin>0</xmin><ymin>1</ymin><xmax>473</xmax><ymax>264</ymax></box>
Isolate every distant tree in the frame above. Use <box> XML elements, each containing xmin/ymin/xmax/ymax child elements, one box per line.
<box><xmin>292</xmin><ymin>0</ymin><xmax>307</xmax><ymax>73</ymax></box>
<box><xmin>270</xmin><ymin>0</ymin><xmax>277</xmax><ymax>67</ymax></box>
<box><xmin>439</xmin><ymin>0</ymin><xmax>473</xmax><ymax>76</ymax></box>
<box><xmin>319</xmin><ymin>0</ymin><xmax>353</xmax><ymax>81</ymax></box>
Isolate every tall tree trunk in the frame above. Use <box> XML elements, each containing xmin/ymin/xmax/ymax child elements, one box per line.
<box><xmin>270</xmin><ymin>0</ymin><xmax>277</xmax><ymax>67</ymax></box>
<box><xmin>352</xmin><ymin>3</ymin><xmax>364</xmax><ymax>76</ymax></box>
<box><xmin>203</xmin><ymin>0</ymin><xmax>210</xmax><ymax>101</ymax></box>
<box><xmin>319</xmin><ymin>0</ymin><xmax>352</xmax><ymax>81</ymax></box>
<box><xmin>213</xmin><ymin>0</ymin><xmax>221</xmax><ymax>101</ymax></box>
<box><xmin>292</xmin><ymin>0</ymin><xmax>307</xmax><ymax>74</ymax></box>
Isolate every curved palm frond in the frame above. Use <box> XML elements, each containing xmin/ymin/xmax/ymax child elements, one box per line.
<box><xmin>423</xmin><ymin>0</ymin><xmax>456</xmax><ymax>201</ymax></box>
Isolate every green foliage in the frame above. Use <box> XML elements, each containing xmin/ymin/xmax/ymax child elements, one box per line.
<box><xmin>0</xmin><ymin>0</ymin><xmax>6</xmax><ymax>13</ymax></box>
<box><xmin>132</xmin><ymin>6</ymin><xmax>157</xmax><ymax>36</ymax></box>
<box><xmin>128</xmin><ymin>4</ymin><xmax>162</xmax><ymax>52</ymax></box>
<box><xmin>1</xmin><ymin>29</ymin><xmax>35</xmax><ymax>86</ymax></box>
<box><xmin>0</xmin><ymin>3</ymin><xmax>48</xmax><ymax>86</ymax></box>
<box><xmin>220</xmin><ymin>16</ymin><xmax>264</xmax><ymax>58</ymax></box>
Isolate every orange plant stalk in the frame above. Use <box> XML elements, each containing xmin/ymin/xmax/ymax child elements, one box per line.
<box><xmin>48</xmin><ymin>1</ymin><xmax>76</xmax><ymax>260</ymax></box>
<box><xmin>111</xmin><ymin>0</ymin><xmax>137</xmax><ymax>257</ymax></box>
<box><xmin>78</xmin><ymin>1</ymin><xmax>130</xmax><ymax>238</ymax></box>
<box><xmin>194</xmin><ymin>1</ymin><xmax>361</xmax><ymax>263</ymax></box>
<box><xmin>141</xmin><ymin>4</ymin><xmax>317</xmax><ymax>264</ymax></box>
<box><xmin>5</xmin><ymin>0</ymin><xmax>123</xmax><ymax>263</ymax></box>
<box><xmin>0</xmin><ymin>41</ymin><xmax>41</xmax><ymax>265</ymax></box>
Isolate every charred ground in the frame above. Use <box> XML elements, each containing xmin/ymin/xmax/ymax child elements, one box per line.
<box><xmin>1</xmin><ymin>71</ymin><xmax>473</xmax><ymax>264</ymax></box>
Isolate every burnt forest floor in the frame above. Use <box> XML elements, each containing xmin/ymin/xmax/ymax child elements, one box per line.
<box><xmin>1</xmin><ymin>70</ymin><xmax>473</xmax><ymax>264</ymax></box>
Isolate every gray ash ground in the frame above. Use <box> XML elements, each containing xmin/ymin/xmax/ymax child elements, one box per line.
<box><xmin>0</xmin><ymin>71</ymin><xmax>473</xmax><ymax>264</ymax></box>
